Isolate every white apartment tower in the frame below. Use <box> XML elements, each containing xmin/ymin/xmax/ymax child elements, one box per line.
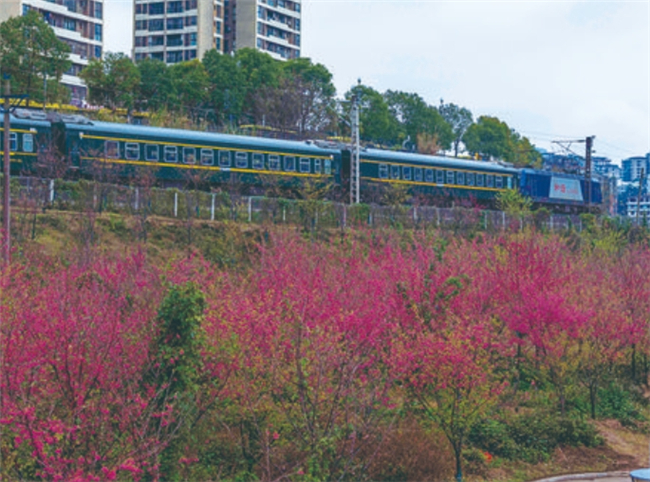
<box><xmin>133</xmin><ymin>0</ymin><xmax>226</xmax><ymax>63</ymax></box>
<box><xmin>224</xmin><ymin>0</ymin><xmax>301</xmax><ymax>61</ymax></box>
<box><xmin>0</xmin><ymin>0</ymin><xmax>104</xmax><ymax>104</ymax></box>
<box><xmin>132</xmin><ymin>0</ymin><xmax>300</xmax><ymax>64</ymax></box>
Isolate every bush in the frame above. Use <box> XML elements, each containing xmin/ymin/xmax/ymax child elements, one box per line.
<box><xmin>469</xmin><ymin>413</ymin><xmax>602</xmax><ymax>463</ymax></box>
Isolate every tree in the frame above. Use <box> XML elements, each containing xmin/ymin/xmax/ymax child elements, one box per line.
<box><xmin>0</xmin><ymin>11</ymin><xmax>71</xmax><ymax>105</ymax></box>
<box><xmin>135</xmin><ymin>58</ymin><xmax>173</xmax><ymax>112</ymax></box>
<box><xmin>463</xmin><ymin>116</ymin><xmax>541</xmax><ymax>167</ymax></box>
<box><xmin>80</xmin><ymin>52</ymin><xmax>140</xmax><ymax>110</ymax></box>
<box><xmin>439</xmin><ymin>103</ymin><xmax>473</xmax><ymax>157</ymax></box>
<box><xmin>384</xmin><ymin>90</ymin><xmax>453</xmax><ymax>151</ymax></box>
<box><xmin>345</xmin><ymin>84</ymin><xmax>394</xmax><ymax>146</ymax></box>
<box><xmin>235</xmin><ymin>48</ymin><xmax>283</xmax><ymax>125</ymax></box>
<box><xmin>203</xmin><ymin>49</ymin><xmax>247</xmax><ymax>126</ymax></box>
<box><xmin>282</xmin><ymin>58</ymin><xmax>336</xmax><ymax>134</ymax></box>
<box><xmin>169</xmin><ymin>59</ymin><xmax>209</xmax><ymax>121</ymax></box>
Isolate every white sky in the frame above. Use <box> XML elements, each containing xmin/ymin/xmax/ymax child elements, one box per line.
<box><xmin>105</xmin><ymin>0</ymin><xmax>650</xmax><ymax>163</ymax></box>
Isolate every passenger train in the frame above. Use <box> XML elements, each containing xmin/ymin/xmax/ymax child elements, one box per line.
<box><xmin>1</xmin><ymin>109</ymin><xmax>602</xmax><ymax>212</ymax></box>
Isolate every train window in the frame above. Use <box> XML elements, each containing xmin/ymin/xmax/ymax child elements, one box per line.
<box><xmin>425</xmin><ymin>169</ymin><xmax>434</xmax><ymax>183</ymax></box>
<box><xmin>284</xmin><ymin>156</ymin><xmax>295</xmax><ymax>171</ymax></box>
<box><xmin>486</xmin><ymin>175</ymin><xmax>494</xmax><ymax>187</ymax></box>
<box><xmin>414</xmin><ymin>168</ymin><xmax>422</xmax><ymax>182</ymax></box>
<box><xmin>126</xmin><ymin>143</ymin><xmax>140</xmax><ymax>161</ymax></box>
<box><xmin>105</xmin><ymin>140</ymin><xmax>119</xmax><ymax>159</ymax></box>
<box><xmin>23</xmin><ymin>133</ymin><xmax>34</xmax><ymax>152</ymax></box>
<box><xmin>236</xmin><ymin>151</ymin><xmax>248</xmax><ymax>168</ymax></box>
<box><xmin>8</xmin><ymin>132</ymin><xmax>17</xmax><ymax>151</ymax></box>
<box><xmin>200</xmin><ymin>149</ymin><xmax>213</xmax><ymax>165</ymax></box>
<box><xmin>219</xmin><ymin>151</ymin><xmax>231</xmax><ymax>168</ymax></box>
<box><xmin>476</xmin><ymin>174</ymin><xmax>484</xmax><ymax>187</ymax></box>
<box><xmin>495</xmin><ymin>176</ymin><xmax>503</xmax><ymax>188</ymax></box>
<box><xmin>456</xmin><ymin>172</ymin><xmax>464</xmax><ymax>185</ymax></box>
<box><xmin>164</xmin><ymin>146</ymin><xmax>177</xmax><ymax>163</ymax></box>
<box><xmin>466</xmin><ymin>173</ymin><xmax>474</xmax><ymax>186</ymax></box>
<box><xmin>146</xmin><ymin>144</ymin><xmax>159</xmax><ymax>161</ymax></box>
<box><xmin>436</xmin><ymin>170</ymin><xmax>444</xmax><ymax>185</ymax></box>
<box><xmin>300</xmin><ymin>157</ymin><xmax>310</xmax><ymax>173</ymax></box>
<box><xmin>446</xmin><ymin>171</ymin><xmax>455</xmax><ymax>184</ymax></box>
<box><xmin>391</xmin><ymin>165</ymin><xmax>400</xmax><ymax>180</ymax></box>
<box><xmin>269</xmin><ymin>155</ymin><xmax>280</xmax><ymax>171</ymax></box>
<box><xmin>402</xmin><ymin>166</ymin><xmax>411</xmax><ymax>181</ymax></box>
<box><xmin>379</xmin><ymin>164</ymin><xmax>388</xmax><ymax>179</ymax></box>
<box><xmin>314</xmin><ymin>159</ymin><xmax>321</xmax><ymax>174</ymax></box>
<box><xmin>507</xmin><ymin>177</ymin><xmax>512</xmax><ymax>189</ymax></box>
<box><xmin>183</xmin><ymin>147</ymin><xmax>196</xmax><ymax>164</ymax></box>
<box><xmin>253</xmin><ymin>153</ymin><xmax>264</xmax><ymax>170</ymax></box>
<box><xmin>324</xmin><ymin>159</ymin><xmax>332</xmax><ymax>174</ymax></box>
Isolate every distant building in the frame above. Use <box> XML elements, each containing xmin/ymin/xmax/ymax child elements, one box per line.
<box><xmin>133</xmin><ymin>0</ymin><xmax>301</xmax><ymax>64</ymax></box>
<box><xmin>0</xmin><ymin>0</ymin><xmax>104</xmax><ymax>105</ymax></box>
<box><xmin>621</xmin><ymin>154</ymin><xmax>650</xmax><ymax>182</ymax></box>
<box><xmin>133</xmin><ymin>0</ymin><xmax>224</xmax><ymax>63</ymax></box>
<box><xmin>541</xmin><ymin>152</ymin><xmax>584</xmax><ymax>174</ymax></box>
<box><xmin>224</xmin><ymin>0</ymin><xmax>301</xmax><ymax>61</ymax></box>
<box><xmin>593</xmin><ymin>156</ymin><xmax>621</xmax><ymax>181</ymax></box>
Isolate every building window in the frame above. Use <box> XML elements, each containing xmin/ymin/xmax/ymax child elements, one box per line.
<box><xmin>184</xmin><ymin>49</ymin><xmax>197</xmax><ymax>61</ymax></box>
<box><xmin>94</xmin><ymin>2</ymin><xmax>103</xmax><ymax>19</ymax></box>
<box><xmin>185</xmin><ymin>16</ymin><xmax>197</xmax><ymax>27</ymax></box>
<box><xmin>167</xmin><ymin>1</ymin><xmax>184</xmax><ymax>13</ymax></box>
<box><xmin>379</xmin><ymin>164</ymin><xmax>388</xmax><ymax>179</ymax></box>
<box><xmin>216</xmin><ymin>21</ymin><xmax>221</xmax><ymax>34</ymax></box>
<box><xmin>150</xmin><ymin>35</ymin><xmax>164</xmax><ymax>46</ymax></box>
<box><xmin>167</xmin><ymin>34</ymin><xmax>183</xmax><ymax>47</ymax></box>
<box><xmin>185</xmin><ymin>0</ymin><xmax>198</xmax><ymax>9</ymax></box>
<box><xmin>167</xmin><ymin>17</ymin><xmax>184</xmax><ymax>30</ymax></box>
<box><xmin>149</xmin><ymin>2</ymin><xmax>165</xmax><ymax>14</ymax></box>
<box><xmin>125</xmin><ymin>143</ymin><xmax>140</xmax><ymax>160</ymax></box>
<box><xmin>201</xmin><ymin>149</ymin><xmax>214</xmax><ymax>165</ymax></box>
<box><xmin>64</xmin><ymin>18</ymin><xmax>76</xmax><ymax>31</ymax></box>
<box><xmin>216</xmin><ymin>38</ymin><xmax>221</xmax><ymax>51</ymax></box>
<box><xmin>166</xmin><ymin>51</ymin><xmax>184</xmax><ymax>63</ymax></box>
<box><xmin>135</xmin><ymin>20</ymin><xmax>148</xmax><ymax>30</ymax></box>
<box><xmin>94</xmin><ymin>46</ymin><xmax>102</xmax><ymax>58</ymax></box>
<box><xmin>149</xmin><ymin>19</ymin><xmax>164</xmax><ymax>31</ymax></box>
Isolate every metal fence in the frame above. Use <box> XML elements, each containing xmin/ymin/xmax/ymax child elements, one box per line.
<box><xmin>10</xmin><ymin>177</ymin><xmax>586</xmax><ymax>232</ymax></box>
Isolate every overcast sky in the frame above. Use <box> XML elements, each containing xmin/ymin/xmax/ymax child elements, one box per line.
<box><xmin>105</xmin><ymin>0</ymin><xmax>650</xmax><ymax>163</ymax></box>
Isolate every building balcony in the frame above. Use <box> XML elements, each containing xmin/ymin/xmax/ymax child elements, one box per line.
<box><xmin>68</xmin><ymin>53</ymin><xmax>89</xmax><ymax>66</ymax></box>
<box><xmin>61</xmin><ymin>73</ymin><xmax>86</xmax><ymax>88</ymax></box>
<box><xmin>25</xmin><ymin>0</ymin><xmax>102</xmax><ymax>23</ymax></box>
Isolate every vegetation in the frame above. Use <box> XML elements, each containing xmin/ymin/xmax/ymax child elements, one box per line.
<box><xmin>1</xmin><ymin>204</ymin><xmax>650</xmax><ymax>481</ymax></box>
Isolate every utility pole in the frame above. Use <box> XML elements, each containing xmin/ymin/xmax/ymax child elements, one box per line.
<box><xmin>1</xmin><ymin>75</ymin><xmax>27</xmax><ymax>265</ymax></box>
<box><xmin>350</xmin><ymin>80</ymin><xmax>361</xmax><ymax>205</ymax></box>
<box><xmin>3</xmin><ymin>78</ymin><xmax>10</xmax><ymax>265</ymax></box>
<box><xmin>636</xmin><ymin>168</ymin><xmax>646</xmax><ymax>225</ymax></box>
<box><xmin>585</xmin><ymin>136</ymin><xmax>594</xmax><ymax>210</ymax></box>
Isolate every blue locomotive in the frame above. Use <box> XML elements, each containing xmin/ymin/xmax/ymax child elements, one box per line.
<box><xmin>1</xmin><ymin>109</ymin><xmax>602</xmax><ymax>212</ymax></box>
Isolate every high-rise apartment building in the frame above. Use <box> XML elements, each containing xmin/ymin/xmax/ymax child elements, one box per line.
<box><xmin>0</xmin><ymin>0</ymin><xmax>104</xmax><ymax>105</ymax></box>
<box><xmin>622</xmin><ymin>154</ymin><xmax>650</xmax><ymax>182</ymax></box>
<box><xmin>133</xmin><ymin>0</ymin><xmax>225</xmax><ymax>63</ymax></box>
<box><xmin>133</xmin><ymin>0</ymin><xmax>300</xmax><ymax>64</ymax></box>
<box><xmin>224</xmin><ymin>0</ymin><xmax>301</xmax><ymax>61</ymax></box>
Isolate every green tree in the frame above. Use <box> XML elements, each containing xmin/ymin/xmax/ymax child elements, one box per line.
<box><xmin>439</xmin><ymin>102</ymin><xmax>473</xmax><ymax>157</ymax></box>
<box><xmin>80</xmin><ymin>52</ymin><xmax>140</xmax><ymax>109</ymax></box>
<box><xmin>235</xmin><ymin>48</ymin><xmax>282</xmax><ymax>124</ymax></box>
<box><xmin>384</xmin><ymin>90</ymin><xmax>453</xmax><ymax>151</ymax></box>
<box><xmin>282</xmin><ymin>57</ymin><xmax>336</xmax><ymax>134</ymax></box>
<box><xmin>0</xmin><ymin>10</ymin><xmax>71</xmax><ymax>105</ymax></box>
<box><xmin>169</xmin><ymin>59</ymin><xmax>209</xmax><ymax>121</ymax></box>
<box><xmin>203</xmin><ymin>49</ymin><xmax>246</xmax><ymax>126</ymax></box>
<box><xmin>345</xmin><ymin>84</ymin><xmax>394</xmax><ymax>145</ymax></box>
<box><xmin>135</xmin><ymin>58</ymin><xmax>173</xmax><ymax>112</ymax></box>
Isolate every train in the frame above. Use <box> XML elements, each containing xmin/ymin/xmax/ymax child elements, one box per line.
<box><xmin>1</xmin><ymin>109</ymin><xmax>602</xmax><ymax>212</ymax></box>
